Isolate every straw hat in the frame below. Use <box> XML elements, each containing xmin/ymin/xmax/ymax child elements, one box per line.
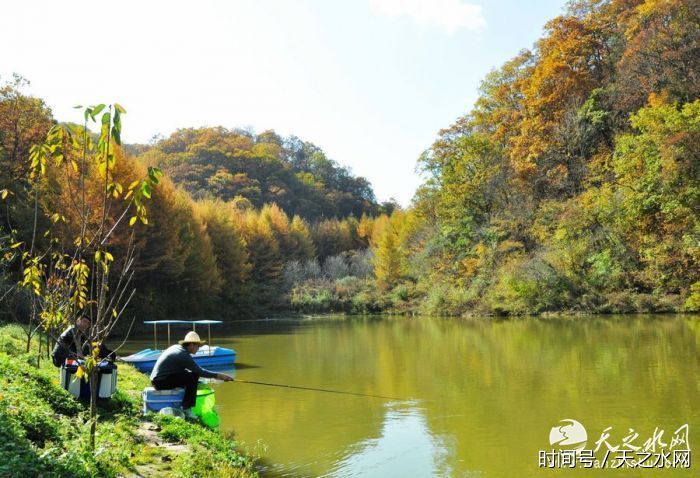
<box><xmin>179</xmin><ymin>331</ymin><xmax>206</xmax><ymax>345</ymax></box>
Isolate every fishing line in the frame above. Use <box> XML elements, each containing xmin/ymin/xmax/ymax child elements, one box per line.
<box><xmin>231</xmin><ymin>378</ymin><xmax>404</xmax><ymax>401</ymax></box>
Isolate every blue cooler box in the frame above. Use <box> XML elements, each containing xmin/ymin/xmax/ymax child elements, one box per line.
<box><xmin>142</xmin><ymin>387</ymin><xmax>185</xmax><ymax>414</ymax></box>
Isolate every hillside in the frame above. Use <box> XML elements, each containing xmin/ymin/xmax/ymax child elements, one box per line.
<box><xmin>397</xmin><ymin>0</ymin><xmax>700</xmax><ymax>314</ymax></box>
<box><xmin>132</xmin><ymin>128</ymin><xmax>380</xmax><ymax>220</ymax></box>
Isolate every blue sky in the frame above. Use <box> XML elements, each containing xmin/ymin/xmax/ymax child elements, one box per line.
<box><xmin>2</xmin><ymin>0</ymin><xmax>567</xmax><ymax>206</ymax></box>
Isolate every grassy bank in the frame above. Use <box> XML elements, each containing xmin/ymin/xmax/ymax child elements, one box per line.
<box><xmin>0</xmin><ymin>323</ymin><xmax>258</xmax><ymax>478</ymax></box>
<box><xmin>287</xmin><ymin>277</ymin><xmax>699</xmax><ymax>317</ymax></box>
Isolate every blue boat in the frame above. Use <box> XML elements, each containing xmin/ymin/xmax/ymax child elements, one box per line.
<box><xmin>122</xmin><ymin>320</ymin><xmax>236</xmax><ymax>373</ymax></box>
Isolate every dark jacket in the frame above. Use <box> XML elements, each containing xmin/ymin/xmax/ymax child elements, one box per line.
<box><xmin>51</xmin><ymin>326</ymin><xmax>114</xmax><ymax>367</ymax></box>
<box><xmin>150</xmin><ymin>344</ymin><xmax>217</xmax><ymax>381</ymax></box>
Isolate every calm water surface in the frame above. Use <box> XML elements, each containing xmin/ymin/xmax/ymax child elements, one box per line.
<box><xmin>127</xmin><ymin>315</ymin><xmax>699</xmax><ymax>477</ymax></box>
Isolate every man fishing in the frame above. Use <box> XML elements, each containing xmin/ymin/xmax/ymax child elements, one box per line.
<box><xmin>51</xmin><ymin>316</ymin><xmax>115</xmax><ymax>367</ymax></box>
<box><xmin>150</xmin><ymin>331</ymin><xmax>233</xmax><ymax>419</ymax></box>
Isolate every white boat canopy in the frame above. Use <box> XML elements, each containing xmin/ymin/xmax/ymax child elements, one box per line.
<box><xmin>143</xmin><ymin>320</ymin><xmax>224</xmax><ymax>349</ymax></box>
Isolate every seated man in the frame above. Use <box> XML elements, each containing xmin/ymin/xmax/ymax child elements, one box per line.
<box><xmin>150</xmin><ymin>331</ymin><xmax>233</xmax><ymax>418</ymax></box>
<box><xmin>51</xmin><ymin>316</ymin><xmax>115</xmax><ymax>367</ymax></box>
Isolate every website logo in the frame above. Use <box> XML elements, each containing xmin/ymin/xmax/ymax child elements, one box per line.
<box><xmin>549</xmin><ymin>419</ymin><xmax>587</xmax><ymax>451</ymax></box>
<box><xmin>539</xmin><ymin>420</ymin><xmax>691</xmax><ymax>470</ymax></box>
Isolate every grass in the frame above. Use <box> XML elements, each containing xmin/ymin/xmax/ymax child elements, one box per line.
<box><xmin>150</xmin><ymin>414</ymin><xmax>259</xmax><ymax>477</ymax></box>
<box><xmin>0</xmin><ymin>322</ymin><xmax>259</xmax><ymax>478</ymax></box>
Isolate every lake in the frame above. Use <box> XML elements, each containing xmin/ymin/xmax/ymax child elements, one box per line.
<box><xmin>126</xmin><ymin>314</ymin><xmax>699</xmax><ymax>477</ymax></box>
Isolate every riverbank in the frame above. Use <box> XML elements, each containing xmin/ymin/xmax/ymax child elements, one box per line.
<box><xmin>286</xmin><ymin>277</ymin><xmax>699</xmax><ymax>317</ymax></box>
<box><xmin>0</xmin><ymin>323</ymin><xmax>258</xmax><ymax>478</ymax></box>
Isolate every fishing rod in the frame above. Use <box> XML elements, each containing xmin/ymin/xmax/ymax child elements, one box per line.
<box><xmin>231</xmin><ymin>378</ymin><xmax>404</xmax><ymax>401</ymax></box>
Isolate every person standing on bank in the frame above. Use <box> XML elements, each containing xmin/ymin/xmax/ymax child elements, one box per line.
<box><xmin>150</xmin><ymin>331</ymin><xmax>233</xmax><ymax>418</ymax></box>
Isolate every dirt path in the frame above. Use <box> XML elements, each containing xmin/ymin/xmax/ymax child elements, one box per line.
<box><xmin>124</xmin><ymin>421</ymin><xmax>190</xmax><ymax>478</ymax></box>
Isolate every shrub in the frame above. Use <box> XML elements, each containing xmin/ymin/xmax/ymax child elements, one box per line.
<box><xmin>420</xmin><ymin>283</ymin><xmax>472</xmax><ymax>316</ymax></box>
<box><xmin>486</xmin><ymin>255</ymin><xmax>573</xmax><ymax>315</ymax></box>
<box><xmin>392</xmin><ymin>284</ymin><xmax>409</xmax><ymax>302</ymax></box>
<box><xmin>598</xmin><ymin>291</ymin><xmax>636</xmax><ymax>313</ymax></box>
<box><xmin>303</xmin><ymin>258</ymin><xmax>322</xmax><ymax>280</ymax></box>
<box><xmin>653</xmin><ymin>294</ymin><xmax>682</xmax><ymax>313</ymax></box>
<box><xmin>684</xmin><ymin>282</ymin><xmax>700</xmax><ymax>312</ymax></box>
<box><xmin>350</xmin><ymin>286</ymin><xmax>390</xmax><ymax>314</ymax></box>
<box><xmin>323</xmin><ymin>255</ymin><xmax>350</xmax><ymax>280</ymax></box>
<box><xmin>290</xmin><ymin>283</ymin><xmax>340</xmax><ymax>312</ymax></box>
<box><xmin>283</xmin><ymin>260</ymin><xmax>304</xmax><ymax>288</ymax></box>
<box><xmin>349</xmin><ymin>249</ymin><xmax>374</xmax><ymax>278</ymax></box>
<box><xmin>334</xmin><ymin>276</ymin><xmax>363</xmax><ymax>300</ymax></box>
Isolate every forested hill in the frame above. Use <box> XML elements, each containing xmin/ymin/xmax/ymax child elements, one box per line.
<box><xmin>403</xmin><ymin>0</ymin><xmax>700</xmax><ymax>314</ymax></box>
<box><xmin>0</xmin><ymin>80</ymin><xmax>392</xmax><ymax>323</ymax></box>
<box><xmin>1</xmin><ymin>0</ymin><xmax>698</xmax><ymax>324</ymax></box>
<box><xmin>129</xmin><ymin>128</ymin><xmax>381</xmax><ymax>220</ymax></box>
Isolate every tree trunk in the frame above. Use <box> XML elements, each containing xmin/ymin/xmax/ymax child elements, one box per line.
<box><xmin>25</xmin><ymin>313</ymin><xmax>32</xmax><ymax>354</ymax></box>
<box><xmin>89</xmin><ymin>370</ymin><xmax>98</xmax><ymax>450</ymax></box>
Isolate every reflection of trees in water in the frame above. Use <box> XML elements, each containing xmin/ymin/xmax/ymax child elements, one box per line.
<box><xmin>217</xmin><ymin>315</ymin><xmax>699</xmax><ymax>477</ymax></box>
<box><xmin>412</xmin><ymin>315</ymin><xmax>699</xmax><ymax>475</ymax></box>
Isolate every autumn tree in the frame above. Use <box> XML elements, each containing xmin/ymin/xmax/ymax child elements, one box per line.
<box><xmin>195</xmin><ymin>199</ymin><xmax>251</xmax><ymax>310</ymax></box>
<box><xmin>9</xmin><ymin>102</ymin><xmax>161</xmax><ymax>450</ymax></box>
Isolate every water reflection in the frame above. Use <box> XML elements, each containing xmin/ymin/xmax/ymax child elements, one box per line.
<box><xmin>328</xmin><ymin>403</ymin><xmax>454</xmax><ymax>478</ymax></box>
<box><xmin>125</xmin><ymin>315</ymin><xmax>700</xmax><ymax>477</ymax></box>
